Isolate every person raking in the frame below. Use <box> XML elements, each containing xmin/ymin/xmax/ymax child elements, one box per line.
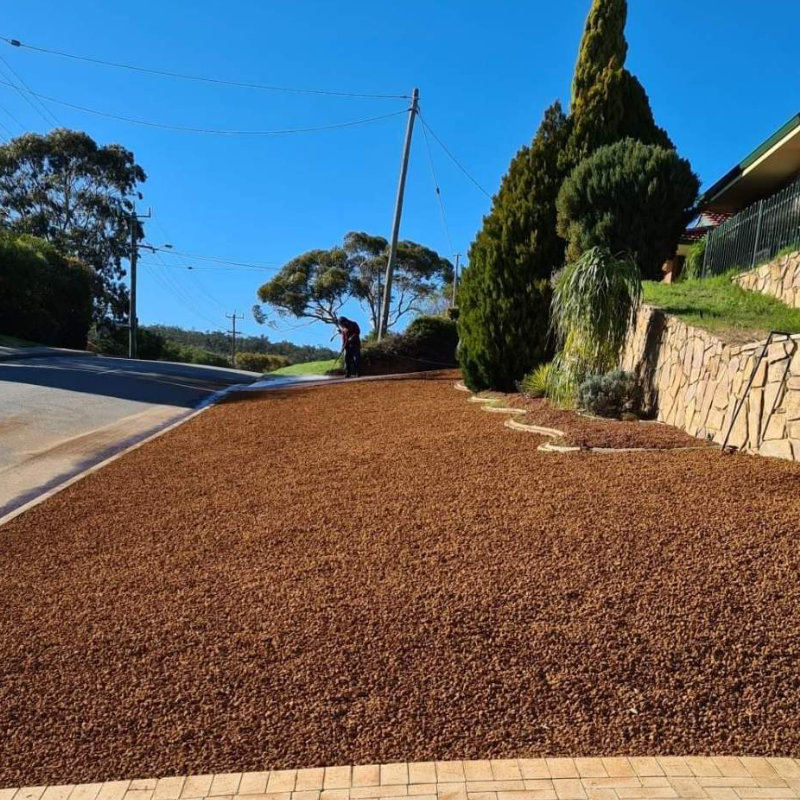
<box><xmin>337</xmin><ymin>316</ymin><xmax>361</xmax><ymax>378</ymax></box>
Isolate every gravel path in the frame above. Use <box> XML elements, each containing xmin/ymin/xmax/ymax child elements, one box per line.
<box><xmin>2</xmin><ymin>373</ymin><xmax>800</xmax><ymax>786</ymax></box>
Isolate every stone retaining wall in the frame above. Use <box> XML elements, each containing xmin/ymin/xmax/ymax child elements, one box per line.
<box><xmin>734</xmin><ymin>250</ymin><xmax>800</xmax><ymax>307</ymax></box>
<box><xmin>621</xmin><ymin>305</ymin><xmax>800</xmax><ymax>459</ymax></box>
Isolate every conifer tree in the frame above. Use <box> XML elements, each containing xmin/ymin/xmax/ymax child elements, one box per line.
<box><xmin>571</xmin><ymin>0</ymin><xmax>628</xmax><ymax>114</ymax></box>
<box><xmin>458</xmin><ymin>103</ymin><xmax>570</xmax><ymax>391</ymax></box>
<box><xmin>567</xmin><ymin>0</ymin><xmax>671</xmax><ymax>163</ymax></box>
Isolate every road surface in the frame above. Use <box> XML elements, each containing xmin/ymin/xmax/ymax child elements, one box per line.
<box><xmin>0</xmin><ymin>354</ymin><xmax>261</xmax><ymax>519</ymax></box>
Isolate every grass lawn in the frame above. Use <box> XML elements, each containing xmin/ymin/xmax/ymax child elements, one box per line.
<box><xmin>272</xmin><ymin>357</ymin><xmax>339</xmax><ymax>375</ymax></box>
<box><xmin>4</xmin><ymin>374</ymin><xmax>800</xmax><ymax>783</ymax></box>
<box><xmin>642</xmin><ymin>273</ymin><xmax>800</xmax><ymax>342</ymax></box>
<box><xmin>0</xmin><ymin>334</ymin><xmax>38</xmax><ymax>347</ymax></box>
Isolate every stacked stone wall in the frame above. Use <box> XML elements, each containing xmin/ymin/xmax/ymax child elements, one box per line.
<box><xmin>734</xmin><ymin>251</ymin><xmax>800</xmax><ymax>307</ymax></box>
<box><xmin>622</xmin><ymin>306</ymin><xmax>800</xmax><ymax>459</ymax></box>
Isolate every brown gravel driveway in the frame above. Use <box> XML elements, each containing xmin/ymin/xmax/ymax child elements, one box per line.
<box><xmin>2</xmin><ymin>372</ymin><xmax>800</xmax><ymax>786</ymax></box>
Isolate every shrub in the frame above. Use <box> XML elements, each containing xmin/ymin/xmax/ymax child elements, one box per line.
<box><xmin>557</xmin><ymin>138</ymin><xmax>699</xmax><ymax>280</ymax></box>
<box><xmin>519</xmin><ymin>362</ymin><xmax>554</xmax><ymax>398</ymax></box>
<box><xmin>576</xmin><ymin>369</ymin><xmax>640</xmax><ymax>418</ymax></box>
<box><xmin>0</xmin><ymin>232</ymin><xmax>93</xmax><ymax>348</ymax></box>
<box><xmin>551</xmin><ymin>247</ymin><xmax>641</xmax><ymax>404</ymax></box>
<box><xmin>361</xmin><ymin>314</ymin><xmax>458</xmax><ymax>374</ymax></box>
<box><xmin>235</xmin><ymin>351</ymin><xmax>291</xmax><ymax>373</ymax></box>
<box><xmin>682</xmin><ymin>237</ymin><xmax>706</xmax><ymax>281</ymax></box>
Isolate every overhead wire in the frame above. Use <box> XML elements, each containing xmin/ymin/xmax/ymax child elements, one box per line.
<box><xmin>0</xmin><ymin>100</ymin><xmax>25</xmax><ymax>131</ymax></box>
<box><xmin>417</xmin><ymin>110</ymin><xmax>492</xmax><ymax>200</ymax></box>
<box><xmin>146</xmin><ymin>249</ymin><xmax>223</xmax><ymax>328</ymax></box>
<box><xmin>419</xmin><ymin>111</ymin><xmax>454</xmax><ymax>257</ymax></box>
<box><xmin>0</xmin><ymin>52</ymin><xmax>60</xmax><ymax>127</ymax></box>
<box><xmin>150</xmin><ymin>215</ymin><xmax>231</xmax><ymax>313</ymax></box>
<box><xmin>146</xmin><ymin>245</ymin><xmax>281</xmax><ymax>269</ymax></box>
<box><xmin>0</xmin><ymin>77</ymin><xmax>408</xmax><ymax>135</ymax></box>
<box><xmin>1</xmin><ymin>36</ymin><xmax>410</xmax><ymax>101</ymax></box>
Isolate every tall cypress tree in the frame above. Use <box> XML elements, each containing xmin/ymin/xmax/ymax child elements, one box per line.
<box><xmin>568</xmin><ymin>0</ymin><xmax>671</xmax><ymax>163</ymax></box>
<box><xmin>571</xmin><ymin>0</ymin><xmax>628</xmax><ymax>114</ymax></box>
<box><xmin>458</xmin><ymin>102</ymin><xmax>571</xmax><ymax>392</ymax></box>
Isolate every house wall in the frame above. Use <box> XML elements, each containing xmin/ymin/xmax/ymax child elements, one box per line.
<box><xmin>621</xmin><ymin>305</ymin><xmax>800</xmax><ymax>459</ymax></box>
<box><xmin>733</xmin><ymin>250</ymin><xmax>800</xmax><ymax>307</ymax></box>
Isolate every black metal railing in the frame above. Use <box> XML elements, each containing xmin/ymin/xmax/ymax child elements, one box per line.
<box><xmin>703</xmin><ymin>173</ymin><xmax>800</xmax><ymax>276</ymax></box>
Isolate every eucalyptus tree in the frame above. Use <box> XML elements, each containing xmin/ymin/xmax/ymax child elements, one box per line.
<box><xmin>254</xmin><ymin>231</ymin><xmax>452</xmax><ymax>333</ymax></box>
<box><xmin>0</xmin><ymin>129</ymin><xmax>146</xmax><ymax>321</ymax></box>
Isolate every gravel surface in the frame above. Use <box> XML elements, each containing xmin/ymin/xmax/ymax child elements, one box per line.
<box><xmin>507</xmin><ymin>395</ymin><xmax>709</xmax><ymax>450</ymax></box>
<box><xmin>2</xmin><ymin>372</ymin><xmax>800</xmax><ymax>786</ymax></box>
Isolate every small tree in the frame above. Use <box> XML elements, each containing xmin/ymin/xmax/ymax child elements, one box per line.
<box><xmin>345</xmin><ymin>232</ymin><xmax>453</xmax><ymax>331</ymax></box>
<box><xmin>253</xmin><ymin>232</ymin><xmax>451</xmax><ymax>333</ymax></box>
<box><xmin>557</xmin><ymin>138</ymin><xmax>699</xmax><ymax>280</ymax></box>
<box><xmin>550</xmin><ymin>246</ymin><xmax>641</xmax><ymax>404</ymax></box>
<box><xmin>255</xmin><ymin>247</ymin><xmax>350</xmax><ymax>326</ymax></box>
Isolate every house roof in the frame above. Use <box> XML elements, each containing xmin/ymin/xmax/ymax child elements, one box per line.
<box><xmin>700</xmin><ymin>112</ymin><xmax>800</xmax><ymax>213</ymax></box>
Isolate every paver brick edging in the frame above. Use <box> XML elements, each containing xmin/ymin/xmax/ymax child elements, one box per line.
<box><xmin>5</xmin><ymin>758</ymin><xmax>800</xmax><ymax>800</ymax></box>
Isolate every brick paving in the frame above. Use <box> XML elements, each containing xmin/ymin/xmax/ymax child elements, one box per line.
<box><xmin>4</xmin><ymin>759</ymin><xmax>800</xmax><ymax>800</ymax></box>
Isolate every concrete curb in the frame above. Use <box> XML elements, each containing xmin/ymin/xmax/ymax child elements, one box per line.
<box><xmin>0</xmin><ymin>346</ymin><xmax>97</xmax><ymax>363</ymax></box>
<box><xmin>0</xmin><ymin>369</ymin><xmax>448</xmax><ymax>529</ymax></box>
<box><xmin>0</xmin><ymin>406</ymin><xmax>203</xmax><ymax>528</ymax></box>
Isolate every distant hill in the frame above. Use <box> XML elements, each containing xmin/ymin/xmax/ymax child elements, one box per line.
<box><xmin>145</xmin><ymin>324</ymin><xmax>337</xmax><ymax>364</ymax></box>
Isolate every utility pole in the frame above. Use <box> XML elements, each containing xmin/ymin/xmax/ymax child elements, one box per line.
<box><xmin>452</xmin><ymin>253</ymin><xmax>463</xmax><ymax>307</ymax></box>
<box><xmin>226</xmin><ymin>311</ymin><xmax>244</xmax><ymax>366</ymax></box>
<box><xmin>128</xmin><ymin>208</ymin><xmax>151</xmax><ymax>359</ymax></box>
<box><xmin>377</xmin><ymin>87</ymin><xmax>419</xmax><ymax>340</ymax></box>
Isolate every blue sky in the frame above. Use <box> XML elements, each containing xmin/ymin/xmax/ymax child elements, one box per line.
<box><xmin>2</xmin><ymin>1</ymin><xmax>800</xmax><ymax>346</ymax></box>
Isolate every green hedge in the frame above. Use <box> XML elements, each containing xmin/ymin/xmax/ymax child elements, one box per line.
<box><xmin>361</xmin><ymin>314</ymin><xmax>458</xmax><ymax>374</ymax></box>
<box><xmin>234</xmin><ymin>351</ymin><xmax>291</xmax><ymax>372</ymax></box>
<box><xmin>0</xmin><ymin>232</ymin><xmax>93</xmax><ymax>348</ymax></box>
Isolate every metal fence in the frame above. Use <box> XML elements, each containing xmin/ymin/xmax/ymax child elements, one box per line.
<box><xmin>703</xmin><ymin>173</ymin><xmax>800</xmax><ymax>276</ymax></box>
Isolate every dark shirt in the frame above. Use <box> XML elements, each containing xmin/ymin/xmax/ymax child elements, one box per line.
<box><xmin>340</xmin><ymin>320</ymin><xmax>361</xmax><ymax>349</ymax></box>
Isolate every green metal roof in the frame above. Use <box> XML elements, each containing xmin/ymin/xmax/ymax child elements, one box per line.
<box><xmin>700</xmin><ymin>111</ymin><xmax>800</xmax><ymax>208</ymax></box>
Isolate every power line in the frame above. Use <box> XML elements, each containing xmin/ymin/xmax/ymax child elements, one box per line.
<box><xmin>0</xmin><ymin>100</ymin><xmax>25</xmax><ymax>131</ymax></box>
<box><xmin>147</xmin><ymin>245</ymin><xmax>281</xmax><ymax>269</ymax></box>
<box><xmin>1</xmin><ymin>36</ymin><xmax>410</xmax><ymax>101</ymax></box>
<box><xmin>0</xmin><ymin>77</ymin><xmax>408</xmax><ymax>135</ymax></box>
<box><xmin>144</xmin><ymin>252</ymin><xmax>223</xmax><ymax>328</ymax></box>
<box><xmin>0</xmin><ymin>52</ymin><xmax>60</xmax><ymax>127</ymax></box>
<box><xmin>150</xmin><ymin>215</ymin><xmax>231</xmax><ymax>313</ymax></box>
<box><xmin>420</xmin><ymin>115</ymin><xmax>454</xmax><ymax>257</ymax></box>
<box><xmin>141</xmin><ymin>260</ymin><xmax>278</xmax><ymax>273</ymax></box>
<box><xmin>417</xmin><ymin>109</ymin><xmax>492</xmax><ymax>200</ymax></box>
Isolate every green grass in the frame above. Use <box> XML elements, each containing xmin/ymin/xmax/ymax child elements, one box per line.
<box><xmin>0</xmin><ymin>333</ymin><xmax>39</xmax><ymax>347</ymax></box>
<box><xmin>642</xmin><ymin>273</ymin><xmax>800</xmax><ymax>342</ymax></box>
<box><xmin>272</xmin><ymin>358</ymin><xmax>339</xmax><ymax>376</ymax></box>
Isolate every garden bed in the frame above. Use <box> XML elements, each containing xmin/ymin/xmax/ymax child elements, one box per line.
<box><xmin>2</xmin><ymin>373</ymin><xmax>800</xmax><ymax>785</ymax></box>
<box><xmin>504</xmin><ymin>394</ymin><xmax>711</xmax><ymax>450</ymax></box>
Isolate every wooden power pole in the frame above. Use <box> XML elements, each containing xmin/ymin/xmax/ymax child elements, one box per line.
<box><xmin>377</xmin><ymin>87</ymin><xmax>419</xmax><ymax>341</ymax></box>
<box><xmin>226</xmin><ymin>311</ymin><xmax>244</xmax><ymax>366</ymax></box>
<box><xmin>128</xmin><ymin>208</ymin><xmax>151</xmax><ymax>360</ymax></box>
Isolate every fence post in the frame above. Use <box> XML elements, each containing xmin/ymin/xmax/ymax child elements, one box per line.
<box><xmin>751</xmin><ymin>199</ymin><xmax>765</xmax><ymax>268</ymax></box>
<box><xmin>702</xmin><ymin>230</ymin><xmax>712</xmax><ymax>277</ymax></box>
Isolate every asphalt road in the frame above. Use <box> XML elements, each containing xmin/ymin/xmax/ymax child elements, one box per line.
<box><xmin>0</xmin><ymin>355</ymin><xmax>260</xmax><ymax>518</ymax></box>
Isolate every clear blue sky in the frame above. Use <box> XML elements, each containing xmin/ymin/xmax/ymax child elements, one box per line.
<box><xmin>2</xmin><ymin>1</ymin><xmax>799</xmax><ymax>346</ymax></box>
